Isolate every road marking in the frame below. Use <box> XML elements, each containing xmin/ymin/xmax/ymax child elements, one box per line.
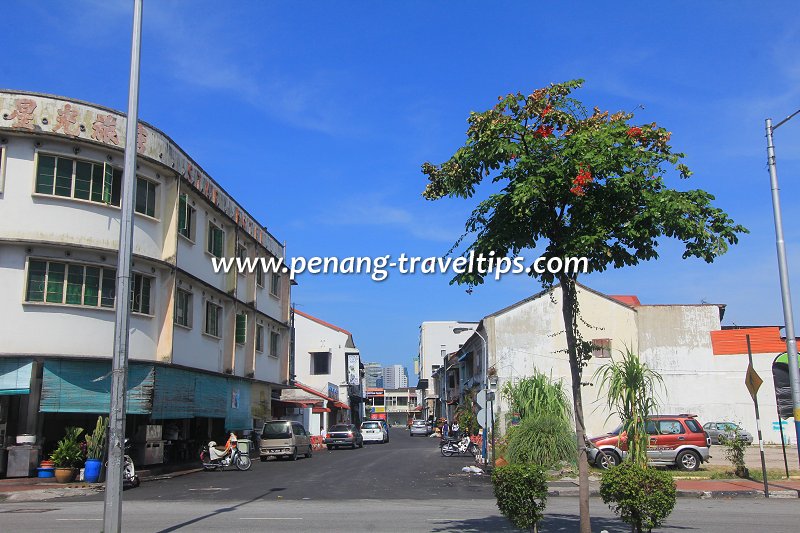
<box><xmin>188</xmin><ymin>487</ymin><xmax>230</xmax><ymax>491</ymax></box>
<box><xmin>57</xmin><ymin>518</ymin><xmax>102</xmax><ymax>521</ymax></box>
<box><xmin>239</xmin><ymin>517</ymin><xmax>303</xmax><ymax>520</ymax></box>
<box><xmin>427</xmin><ymin>519</ymin><xmax>462</xmax><ymax>522</ymax></box>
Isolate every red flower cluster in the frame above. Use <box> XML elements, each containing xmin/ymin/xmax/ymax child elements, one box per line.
<box><xmin>570</xmin><ymin>165</ymin><xmax>593</xmax><ymax>196</ymax></box>
<box><xmin>541</xmin><ymin>104</ymin><xmax>552</xmax><ymax>117</ymax></box>
<box><xmin>534</xmin><ymin>125</ymin><xmax>554</xmax><ymax>138</ymax></box>
<box><xmin>626</xmin><ymin>126</ymin><xmax>643</xmax><ymax>138</ymax></box>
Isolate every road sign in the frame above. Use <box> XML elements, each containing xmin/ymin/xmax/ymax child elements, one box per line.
<box><xmin>476</xmin><ymin>390</ymin><xmax>487</xmax><ymax>409</ymax></box>
<box><xmin>745</xmin><ymin>362</ymin><xmax>763</xmax><ymax>400</ymax></box>
<box><xmin>477</xmin><ymin>408</ymin><xmax>488</xmax><ymax>429</ymax></box>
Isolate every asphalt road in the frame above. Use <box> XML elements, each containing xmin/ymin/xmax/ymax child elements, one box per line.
<box><xmin>2</xmin><ymin>428</ymin><xmax>798</xmax><ymax>531</ymax></box>
<box><xmin>70</xmin><ymin>427</ymin><xmax>495</xmax><ymax>502</ymax></box>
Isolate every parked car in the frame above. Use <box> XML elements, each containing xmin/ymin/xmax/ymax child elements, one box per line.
<box><xmin>324</xmin><ymin>424</ymin><xmax>364</xmax><ymax>449</ymax></box>
<box><xmin>361</xmin><ymin>420</ymin><xmax>389</xmax><ymax>444</ymax></box>
<box><xmin>259</xmin><ymin>420</ymin><xmax>313</xmax><ymax>462</ymax></box>
<box><xmin>703</xmin><ymin>421</ymin><xmax>754</xmax><ymax>445</ymax></box>
<box><xmin>409</xmin><ymin>419</ymin><xmax>431</xmax><ymax>436</ymax></box>
<box><xmin>588</xmin><ymin>414</ymin><xmax>711</xmax><ymax>471</ymax></box>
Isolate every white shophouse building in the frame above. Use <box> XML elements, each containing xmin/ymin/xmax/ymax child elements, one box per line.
<box><xmin>0</xmin><ymin>91</ymin><xmax>291</xmax><ymax>471</ymax></box>
<box><xmin>451</xmin><ymin>283</ymin><xmax>793</xmax><ymax>444</ymax></box>
<box><xmin>283</xmin><ymin>309</ymin><xmax>365</xmax><ymax>436</ymax></box>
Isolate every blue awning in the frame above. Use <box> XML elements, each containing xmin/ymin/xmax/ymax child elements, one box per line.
<box><xmin>40</xmin><ymin>360</ymin><xmax>154</xmax><ymax>414</ymax></box>
<box><xmin>0</xmin><ymin>358</ymin><xmax>33</xmax><ymax>395</ymax></box>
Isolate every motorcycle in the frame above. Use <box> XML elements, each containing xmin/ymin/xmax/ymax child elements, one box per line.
<box><xmin>200</xmin><ymin>437</ymin><xmax>252</xmax><ymax>471</ymax></box>
<box><xmin>441</xmin><ymin>435</ymin><xmax>478</xmax><ymax>457</ymax></box>
<box><xmin>106</xmin><ymin>438</ymin><xmax>139</xmax><ymax>487</ymax></box>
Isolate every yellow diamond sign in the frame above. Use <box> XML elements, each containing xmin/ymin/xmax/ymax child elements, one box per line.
<box><xmin>745</xmin><ymin>362</ymin><xmax>763</xmax><ymax>400</ymax></box>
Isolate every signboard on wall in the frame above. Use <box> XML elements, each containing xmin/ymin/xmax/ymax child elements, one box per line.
<box><xmin>346</xmin><ymin>353</ymin><xmax>360</xmax><ymax>386</ymax></box>
<box><xmin>327</xmin><ymin>382</ymin><xmax>339</xmax><ymax>400</ymax></box>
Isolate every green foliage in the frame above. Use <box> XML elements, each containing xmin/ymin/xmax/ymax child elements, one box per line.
<box><xmin>594</xmin><ymin>349</ymin><xmax>663</xmax><ymax>467</ymax></box>
<box><xmin>421</xmin><ymin>79</ymin><xmax>748</xmax><ymax>289</ymax></box>
<box><xmin>84</xmin><ymin>416</ymin><xmax>108</xmax><ymax>460</ymax></box>
<box><xmin>454</xmin><ymin>389</ymin><xmax>479</xmax><ymax>435</ymax></box>
<box><xmin>600</xmin><ymin>462</ymin><xmax>677</xmax><ymax>533</ymax></box>
<box><xmin>722</xmin><ymin>428</ymin><xmax>750</xmax><ymax>478</ymax></box>
<box><xmin>501</xmin><ymin>372</ymin><xmax>572</xmax><ymax>423</ymax></box>
<box><xmin>50</xmin><ymin>426</ymin><xmax>84</xmax><ymax>468</ymax></box>
<box><xmin>492</xmin><ymin>464</ymin><xmax>548</xmax><ymax>531</ymax></box>
<box><xmin>506</xmin><ymin>413</ymin><xmax>576</xmax><ymax>468</ymax></box>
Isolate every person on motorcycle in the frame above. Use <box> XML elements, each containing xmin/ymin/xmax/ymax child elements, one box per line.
<box><xmin>224</xmin><ymin>431</ymin><xmax>238</xmax><ymax>457</ymax></box>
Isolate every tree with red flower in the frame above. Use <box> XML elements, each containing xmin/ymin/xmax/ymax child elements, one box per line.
<box><xmin>422</xmin><ymin>79</ymin><xmax>746</xmax><ymax>533</ymax></box>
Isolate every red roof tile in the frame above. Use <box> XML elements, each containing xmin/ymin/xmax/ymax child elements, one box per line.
<box><xmin>293</xmin><ymin>309</ymin><xmax>352</xmax><ymax>336</ymax></box>
<box><xmin>710</xmin><ymin>327</ymin><xmax>789</xmax><ymax>355</ymax></box>
<box><xmin>608</xmin><ymin>295</ymin><xmax>641</xmax><ymax>307</ymax></box>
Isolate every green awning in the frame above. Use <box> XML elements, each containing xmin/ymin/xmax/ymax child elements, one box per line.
<box><xmin>0</xmin><ymin>358</ymin><xmax>33</xmax><ymax>395</ymax></box>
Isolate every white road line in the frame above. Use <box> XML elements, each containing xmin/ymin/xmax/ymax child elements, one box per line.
<box><xmin>239</xmin><ymin>517</ymin><xmax>303</xmax><ymax>520</ymax></box>
<box><xmin>426</xmin><ymin>519</ymin><xmax>462</xmax><ymax>521</ymax></box>
<box><xmin>56</xmin><ymin>518</ymin><xmax>103</xmax><ymax>521</ymax></box>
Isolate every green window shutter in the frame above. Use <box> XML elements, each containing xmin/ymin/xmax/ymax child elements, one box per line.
<box><xmin>84</xmin><ymin>266</ymin><xmax>100</xmax><ymax>306</ymax></box>
<box><xmin>178</xmin><ymin>194</ymin><xmax>187</xmax><ymax>235</ymax></box>
<box><xmin>102</xmin><ymin>163</ymin><xmax>113</xmax><ymax>204</ymax></box>
<box><xmin>141</xmin><ymin>276</ymin><xmax>151</xmax><ymax>314</ymax></box>
<box><xmin>65</xmin><ymin>265</ymin><xmax>84</xmax><ymax>305</ymax></box>
<box><xmin>111</xmin><ymin>168</ymin><xmax>122</xmax><ymax>206</ymax></box>
<box><xmin>101</xmin><ymin>268</ymin><xmax>116</xmax><ymax>308</ymax></box>
<box><xmin>146</xmin><ymin>181</ymin><xmax>156</xmax><ymax>217</ymax></box>
<box><xmin>74</xmin><ymin>161</ymin><xmax>92</xmax><ymax>200</ymax></box>
<box><xmin>90</xmin><ymin>163</ymin><xmax>104</xmax><ymax>202</ymax></box>
<box><xmin>46</xmin><ymin>262</ymin><xmax>66</xmax><ymax>303</ymax></box>
<box><xmin>235</xmin><ymin>313</ymin><xmax>247</xmax><ymax>344</ymax></box>
<box><xmin>36</xmin><ymin>155</ymin><xmax>56</xmax><ymax>194</ymax></box>
<box><xmin>54</xmin><ymin>157</ymin><xmax>73</xmax><ymax>197</ymax></box>
<box><xmin>214</xmin><ymin>227</ymin><xmax>223</xmax><ymax>257</ymax></box>
<box><xmin>135</xmin><ymin>177</ymin><xmax>147</xmax><ymax>215</ymax></box>
<box><xmin>26</xmin><ymin>260</ymin><xmax>47</xmax><ymax>302</ymax></box>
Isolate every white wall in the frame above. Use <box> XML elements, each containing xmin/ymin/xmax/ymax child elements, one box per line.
<box><xmin>293</xmin><ymin>313</ymin><xmax>350</xmax><ymax>400</ymax></box>
<box><xmin>419</xmin><ymin>321</ymin><xmax>477</xmax><ymax>393</ymax></box>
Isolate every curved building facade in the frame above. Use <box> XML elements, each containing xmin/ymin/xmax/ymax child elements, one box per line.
<box><xmin>0</xmin><ymin>91</ymin><xmax>290</xmax><ymax>465</ymax></box>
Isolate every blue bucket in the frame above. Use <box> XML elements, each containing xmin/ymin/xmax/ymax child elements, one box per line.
<box><xmin>84</xmin><ymin>459</ymin><xmax>103</xmax><ymax>483</ymax></box>
<box><xmin>37</xmin><ymin>467</ymin><xmax>55</xmax><ymax>478</ymax></box>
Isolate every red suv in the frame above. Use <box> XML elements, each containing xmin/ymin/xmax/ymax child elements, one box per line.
<box><xmin>587</xmin><ymin>414</ymin><xmax>711</xmax><ymax>471</ymax></box>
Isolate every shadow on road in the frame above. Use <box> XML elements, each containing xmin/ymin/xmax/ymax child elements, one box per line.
<box><xmin>154</xmin><ymin>487</ymin><xmax>286</xmax><ymax>532</ymax></box>
<box><xmin>428</xmin><ymin>513</ymin><xmax>687</xmax><ymax>532</ymax></box>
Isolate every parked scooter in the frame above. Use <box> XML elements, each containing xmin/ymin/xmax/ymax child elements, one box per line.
<box><xmin>123</xmin><ymin>439</ymin><xmax>140</xmax><ymax>487</ymax></box>
<box><xmin>106</xmin><ymin>438</ymin><xmax>140</xmax><ymax>487</ymax></box>
<box><xmin>441</xmin><ymin>434</ymin><xmax>478</xmax><ymax>457</ymax></box>
<box><xmin>200</xmin><ymin>433</ymin><xmax>252</xmax><ymax>471</ymax></box>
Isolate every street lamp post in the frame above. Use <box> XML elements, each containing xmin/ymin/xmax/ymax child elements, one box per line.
<box><xmin>765</xmin><ymin>110</ymin><xmax>800</xmax><ymax>467</ymax></box>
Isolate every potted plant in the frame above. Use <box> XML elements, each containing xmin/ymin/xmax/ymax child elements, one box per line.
<box><xmin>50</xmin><ymin>427</ymin><xmax>84</xmax><ymax>483</ymax></box>
<box><xmin>84</xmin><ymin>416</ymin><xmax>108</xmax><ymax>483</ymax></box>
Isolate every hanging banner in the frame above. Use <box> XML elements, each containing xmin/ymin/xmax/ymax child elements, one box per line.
<box><xmin>346</xmin><ymin>353</ymin><xmax>360</xmax><ymax>386</ymax></box>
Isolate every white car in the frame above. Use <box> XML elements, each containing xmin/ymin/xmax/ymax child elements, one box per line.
<box><xmin>360</xmin><ymin>420</ymin><xmax>388</xmax><ymax>443</ymax></box>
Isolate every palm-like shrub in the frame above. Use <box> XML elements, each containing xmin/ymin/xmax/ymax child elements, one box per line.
<box><xmin>85</xmin><ymin>416</ymin><xmax>108</xmax><ymax>460</ymax></box>
<box><xmin>507</xmin><ymin>412</ymin><xmax>576</xmax><ymax>468</ymax></box>
<box><xmin>594</xmin><ymin>348</ymin><xmax>663</xmax><ymax>467</ymax></box>
<box><xmin>50</xmin><ymin>426</ymin><xmax>84</xmax><ymax>468</ymax></box>
<box><xmin>501</xmin><ymin>372</ymin><xmax>571</xmax><ymax>422</ymax></box>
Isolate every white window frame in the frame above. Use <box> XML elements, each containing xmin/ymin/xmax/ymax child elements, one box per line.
<box><xmin>269</xmin><ymin>331</ymin><xmax>279</xmax><ymax>358</ymax></box>
<box><xmin>207</xmin><ymin>222</ymin><xmax>225</xmax><ymax>259</ymax></box>
<box><xmin>255</xmin><ymin>324</ymin><xmax>265</xmax><ymax>353</ymax></box>
<box><xmin>175</xmin><ymin>288</ymin><xmax>192</xmax><ymax>328</ymax></box>
<box><xmin>134</xmin><ymin>176</ymin><xmax>159</xmax><ymax>219</ymax></box>
<box><xmin>130</xmin><ymin>272</ymin><xmax>153</xmax><ymax>316</ymax></box>
<box><xmin>24</xmin><ymin>257</ymin><xmax>117</xmax><ymax>310</ymax></box>
<box><xmin>592</xmin><ymin>338</ymin><xmax>612</xmax><ymax>359</ymax></box>
<box><xmin>178</xmin><ymin>193</ymin><xmax>196</xmax><ymax>242</ymax></box>
<box><xmin>204</xmin><ymin>300</ymin><xmax>222</xmax><ymax>338</ymax></box>
<box><xmin>33</xmin><ymin>151</ymin><xmax>122</xmax><ymax>207</ymax></box>
<box><xmin>270</xmin><ymin>272</ymin><xmax>281</xmax><ymax>297</ymax></box>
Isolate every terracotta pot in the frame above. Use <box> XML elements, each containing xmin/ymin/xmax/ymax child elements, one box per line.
<box><xmin>54</xmin><ymin>467</ymin><xmax>77</xmax><ymax>483</ymax></box>
<box><xmin>495</xmin><ymin>456</ymin><xmax>509</xmax><ymax>467</ymax></box>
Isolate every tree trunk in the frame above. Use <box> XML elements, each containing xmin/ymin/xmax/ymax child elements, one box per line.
<box><xmin>559</xmin><ymin>277</ymin><xmax>591</xmax><ymax>533</ymax></box>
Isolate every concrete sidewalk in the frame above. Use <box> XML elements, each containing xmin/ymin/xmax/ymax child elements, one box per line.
<box><xmin>0</xmin><ymin>462</ymin><xmax>202</xmax><ymax>502</ymax></box>
<box><xmin>547</xmin><ymin>477</ymin><xmax>800</xmax><ymax>499</ymax></box>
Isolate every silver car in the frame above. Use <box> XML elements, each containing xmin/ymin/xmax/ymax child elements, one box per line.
<box><xmin>702</xmin><ymin>421</ymin><xmax>754</xmax><ymax>445</ymax></box>
<box><xmin>409</xmin><ymin>419</ymin><xmax>430</xmax><ymax>436</ymax></box>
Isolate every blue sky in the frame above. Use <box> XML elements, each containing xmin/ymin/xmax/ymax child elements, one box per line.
<box><xmin>5</xmin><ymin>1</ymin><xmax>800</xmax><ymax>374</ymax></box>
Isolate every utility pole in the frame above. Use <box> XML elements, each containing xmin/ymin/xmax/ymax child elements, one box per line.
<box><xmin>765</xmin><ymin>112</ymin><xmax>800</xmax><ymax>468</ymax></box>
<box><xmin>103</xmin><ymin>1</ymin><xmax>143</xmax><ymax>531</ymax></box>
